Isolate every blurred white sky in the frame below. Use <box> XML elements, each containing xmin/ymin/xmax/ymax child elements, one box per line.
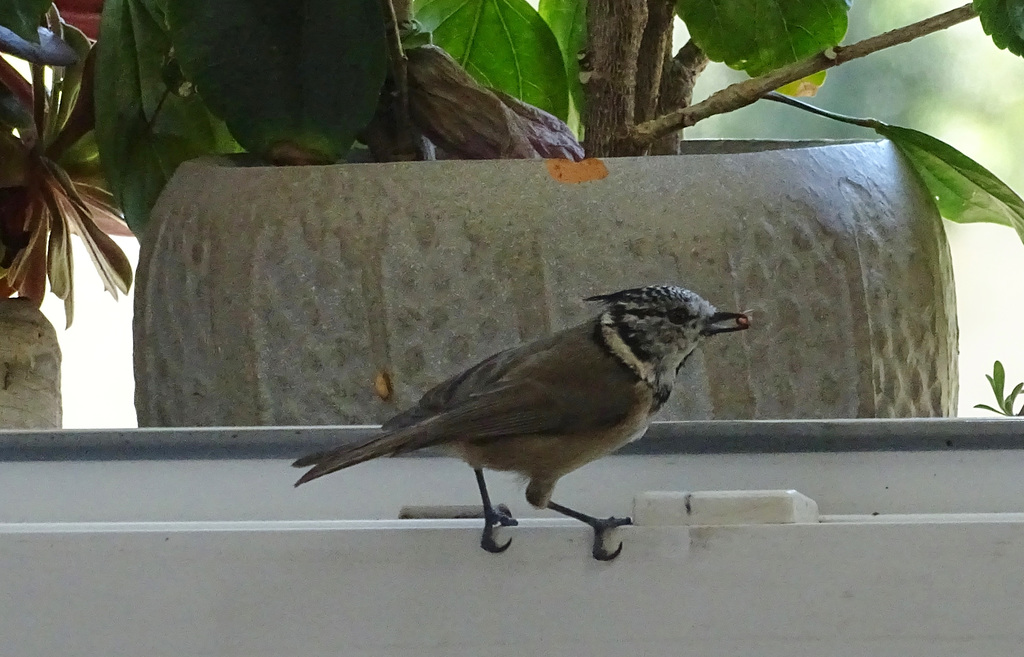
<box><xmin>40</xmin><ymin>236</ymin><xmax>138</xmax><ymax>428</ymax></box>
<box><xmin>31</xmin><ymin>1</ymin><xmax>1024</xmax><ymax>426</ymax></box>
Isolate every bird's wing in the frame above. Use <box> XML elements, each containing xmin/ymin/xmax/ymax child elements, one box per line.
<box><xmin>386</xmin><ymin>321</ymin><xmax>644</xmax><ymax>450</ymax></box>
<box><xmin>293</xmin><ymin>378</ymin><xmax>593</xmax><ymax>485</ymax></box>
<box><xmin>390</xmin><ymin>381</ymin><xmax>572</xmax><ymax>449</ymax></box>
<box><xmin>381</xmin><ymin>330</ymin><xmax>565</xmax><ymax>431</ymax></box>
<box><xmin>294</xmin><ymin>320</ymin><xmax>644</xmax><ymax>485</ymax></box>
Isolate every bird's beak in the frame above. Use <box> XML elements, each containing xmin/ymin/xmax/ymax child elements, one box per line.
<box><xmin>703</xmin><ymin>311</ymin><xmax>751</xmax><ymax>336</ymax></box>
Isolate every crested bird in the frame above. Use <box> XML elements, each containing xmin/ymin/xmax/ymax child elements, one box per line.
<box><xmin>293</xmin><ymin>285</ymin><xmax>750</xmax><ymax>560</ymax></box>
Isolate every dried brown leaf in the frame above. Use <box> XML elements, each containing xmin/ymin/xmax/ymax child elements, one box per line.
<box><xmin>492</xmin><ymin>90</ymin><xmax>584</xmax><ymax>161</ymax></box>
<box><xmin>407</xmin><ymin>45</ymin><xmax>583</xmax><ymax>161</ymax></box>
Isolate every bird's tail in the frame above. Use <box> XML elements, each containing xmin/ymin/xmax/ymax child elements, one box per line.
<box><xmin>292</xmin><ymin>430</ymin><xmax>429</xmax><ymax>486</ymax></box>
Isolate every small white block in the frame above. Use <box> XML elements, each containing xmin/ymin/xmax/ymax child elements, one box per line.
<box><xmin>633</xmin><ymin>490</ymin><xmax>819</xmax><ymax>526</ymax></box>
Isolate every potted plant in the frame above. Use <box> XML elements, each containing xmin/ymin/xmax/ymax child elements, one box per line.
<box><xmin>84</xmin><ymin>0</ymin><xmax>1024</xmax><ymax>425</ymax></box>
<box><xmin>1</xmin><ymin>3</ymin><xmax>132</xmax><ymax>426</ymax></box>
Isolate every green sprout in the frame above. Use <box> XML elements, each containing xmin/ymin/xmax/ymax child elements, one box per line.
<box><xmin>975</xmin><ymin>361</ymin><xmax>1024</xmax><ymax>417</ymax></box>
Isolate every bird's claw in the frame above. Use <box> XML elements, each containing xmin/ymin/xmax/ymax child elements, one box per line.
<box><xmin>480</xmin><ymin>504</ymin><xmax>518</xmax><ymax>554</ymax></box>
<box><xmin>590</xmin><ymin>516</ymin><xmax>632</xmax><ymax>561</ymax></box>
<box><xmin>481</xmin><ymin>529</ymin><xmax>513</xmax><ymax>553</ymax></box>
<box><xmin>494</xmin><ymin>504</ymin><xmax>518</xmax><ymax>527</ymax></box>
<box><xmin>593</xmin><ymin>540</ymin><xmax>623</xmax><ymax>561</ymax></box>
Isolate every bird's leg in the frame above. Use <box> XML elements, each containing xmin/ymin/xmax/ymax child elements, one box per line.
<box><xmin>474</xmin><ymin>468</ymin><xmax>517</xmax><ymax>554</ymax></box>
<box><xmin>546</xmin><ymin>500</ymin><xmax>632</xmax><ymax>561</ymax></box>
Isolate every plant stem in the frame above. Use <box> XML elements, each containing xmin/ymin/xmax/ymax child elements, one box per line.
<box><xmin>381</xmin><ymin>0</ymin><xmax>411</xmax><ymax>143</ymax></box>
<box><xmin>30</xmin><ymin>63</ymin><xmax>46</xmax><ymax>148</ymax></box>
<box><xmin>760</xmin><ymin>91</ymin><xmax>880</xmax><ymax>129</ymax></box>
<box><xmin>630</xmin><ymin>2</ymin><xmax>978</xmax><ymax>148</ymax></box>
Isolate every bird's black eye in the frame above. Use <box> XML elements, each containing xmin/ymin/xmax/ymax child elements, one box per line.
<box><xmin>667</xmin><ymin>308</ymin><xmax>692</xmax><ymax>324</ymax></box>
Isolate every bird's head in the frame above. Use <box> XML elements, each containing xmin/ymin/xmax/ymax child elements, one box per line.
<box><xmin>587</xmin><ymin>285</ymin><xmax>749</xmax><ymax>383</ymax></box>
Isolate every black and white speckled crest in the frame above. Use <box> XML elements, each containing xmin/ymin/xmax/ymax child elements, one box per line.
<box><xmin>586</xmin><ymin>285</ymin><xmax>697</xmax><ymax>305</ymax></box>
<box><xmin>586</xmin><ymin>285</ymin><xmax>723</xmax><ymax>411</ymax></box>
<box><xmin>586</xmin><ymin>285</ymin><xmax>715</xmax><ymax>322</ymax></box>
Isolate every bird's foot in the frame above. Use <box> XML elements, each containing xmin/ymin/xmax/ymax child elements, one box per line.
<box><xmin>590</xmin><ymin>516</ymin><xmax>633</xmax><ymax>561</ymax></box>
<box><xmin>480</xmin><ymin>504</ymin><xmax>518</xmax><ymax>554</ymax></box>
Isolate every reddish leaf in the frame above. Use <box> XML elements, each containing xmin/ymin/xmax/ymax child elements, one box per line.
<box><xmin>0</xmin><ymin>55</ymin><xmax>32</xmax><ymax>107</ymax></box>
<box><xmin>47</xmin><ymin>159</ymin><xmax>132</xmax><ymax>295</ymax></box>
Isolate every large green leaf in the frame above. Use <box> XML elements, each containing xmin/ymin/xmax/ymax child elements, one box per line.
<box><xmin>0</xmin><ymin>0</ymin><xmax>51</xmax><ymax>43</ymax></box>
<box><xmin>676</xmin><ymin>0</ymin><xmax>850</xmax><ymax>77</ymax></box>
<box><xmin>974</xmin><ymin>0</ymin><xmax>1024</xmax><ymax>57</ymax></box>
<box><xmin>95</xmin><ymin>0</ymin><xmax>239</xmax><ymax>233</ymax></box>
<box><xmin>166</xmin><ymin>0</ymin><xmax>387</xmax><ymax>163</ymax></box>
<box><xmin>538</xmin><ymin>0</ymin><xmax>585</xmax><ymax>131</ymax></box>
<box><xmin>874</xmin><ymin>123</ymin><xmax>1024</xmax><ymax>243</ymax></box>
<box><xmin>416</xmin><ymin>0</ymin><xmax>569</xmax><ymax>121</ymax></box>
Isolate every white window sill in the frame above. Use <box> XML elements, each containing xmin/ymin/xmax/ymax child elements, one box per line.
<box><xmin>3</xmin><ymin>421</ymin><xmax>1023</xmax><ymax>655</ymax></box>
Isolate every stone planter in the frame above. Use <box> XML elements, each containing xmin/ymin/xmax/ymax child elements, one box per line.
<box><xmin>0</xmin><ymin>298</ymin><xmax>61</xmax><ymax>428</ymax></box>
<box><xmin>134</xmin><ymin>140</ymin><xmax>957</xmax><ymax>426</ymax></box>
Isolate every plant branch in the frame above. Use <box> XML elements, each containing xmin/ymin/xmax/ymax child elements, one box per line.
<box><xmin>630</xmin><ymin>2</ymin><xmax>978</xmax><ymax>148</ymax></box>
<box><xmin>650</xmin><ymin>39</ymin><xmax>709</xmax><ymax>154</ymax></box>
<box><xmin>381</xmin><ymin>0</ymin><xmax>411</xmax><ymax>144</ymax></box>
<box><xmin>363</xmin><ymin>0</ymin><xmax>427</xmax><ymax>160</ymax></box>
<box><xmin>634</xmin><ymin>0</ymin><xmax>676</xmax><ymax>123</ymax></box>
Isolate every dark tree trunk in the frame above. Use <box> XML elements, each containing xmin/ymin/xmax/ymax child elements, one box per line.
<box><xmin>581</xmin><ymin>0</ymin><xmax>647</xmax><ymax>157</ymax></box>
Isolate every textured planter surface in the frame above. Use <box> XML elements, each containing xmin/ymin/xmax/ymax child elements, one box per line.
<box><xmin>0</xmin><ymin>299</ymin><xmax>61</xmax><ymax>428</ymax></box>
<box><xmin>135</xmin><ymin>140</ymin><xmax>957</xmax><ymax>426</ymax></box>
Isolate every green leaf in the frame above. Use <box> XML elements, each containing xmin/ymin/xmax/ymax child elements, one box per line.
<box><xmin>416</xmin><ymin>0</ymin><xmax>569</xmax><ymax>121</ymax></box>
<box><xmin>94</xmin><ymin>0</ymin><xmax>240</xmax><ymax>233</ymax></box>
<box><xmin>992</xmin><ymin>361</ymin><xmax>1006</xmax><ymax>402</ymax></box>
<box><xmin>539</xmin><ymin>0</ymin><xmax>585</xmax><ymax>131</ymax></box>
<box><xmin>48</xmin><ymin>22</ymin><xmax>91</xmax><ymax>145</ymax></box>
<box><xmin>675</xmin><ymin>0</ymin><xmax>850</xmax><ymax>77</ymax></box>
<box><xmin>874</xmin><ymin>124</ymin><xmax>1024</xmax><ymax>244</ymax></box>
<box><xmin>0</xmin><ymin>0</ymin><xmax>51</xmax><ymax>44</ymax></box>
<box><xmin>776</xmin><ymin>71</ymin><xmax>828</xmax><ymax>97</ymax></box>
<box><xmin>974</xmin><ymin>403</ymin><xmax>1007</xmax><ymax>416</ymax></box>
<box><xmin>399</xmin><ymin>20</ymin><xmax>433</xmax><ymax>49</ymax></box>
<box><xmin>974</xmin><ymin>0</ymin><xmax>1024</xmax><ymax>57</ymax></box>
<box><xmin>166</xmin><ymin>0</ymin><xmax>387</xmax><ymax>163</ymax></box>
<box><xmin>1005</xmin><ymin>381</ymin><xmax>1024</xmax><ymax>415</ymax></box>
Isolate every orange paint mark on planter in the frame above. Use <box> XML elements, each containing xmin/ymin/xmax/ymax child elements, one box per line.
<box><xmin>546</xmin><ymin>158</ymin><xmax>609</xmax><ymax>184</ymax></box>
<box><xmin>374</xmin><ymin>369</ymin><xmax>393</xmax><ymax>401</ymax></box>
